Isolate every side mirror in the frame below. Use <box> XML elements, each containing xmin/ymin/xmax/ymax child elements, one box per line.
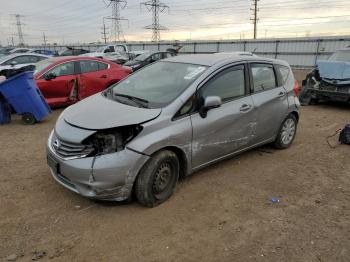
<box><xmin>199</xmin><ymin>96</ymin><xmax>222</xmax><ymax>118</ymax></box>
<box><xmin>10</xmin><ymin>61</ymin><xmax>17</xmax><ymax>67</ymax></box>
<box><xmin>44</xmin><ymin>73</ymin><xmax>56</xmax><ymax>81</ymax></box>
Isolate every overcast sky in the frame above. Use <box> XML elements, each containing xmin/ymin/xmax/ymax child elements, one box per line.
<box><xmin>0</xmin><ymin>0</ymin><xmax>349</xmax><ymax>45</ymax></box>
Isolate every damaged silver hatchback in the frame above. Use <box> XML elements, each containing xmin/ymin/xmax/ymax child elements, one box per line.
<box><xmin>47</xmin><ymin>54</ymin><xmax>300</xmax><ymax>207</ymax></box>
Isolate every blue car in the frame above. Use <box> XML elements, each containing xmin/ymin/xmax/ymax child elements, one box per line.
<box><xmin>30</xmin><ymin>49</ymin><xmax>58</xmax><ymax>56</ymax></box>
<box><xmin>300</xmin><ymin>47</ymin><xmax>350</xmax><ymax>104</ymax></box>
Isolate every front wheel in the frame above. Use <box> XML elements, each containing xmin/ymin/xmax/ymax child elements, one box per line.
<box><xmin>135</xmin><ymin>150</ymin><xmax>179</xmax><ymax>207</ymax></box>
<box><xmin>274</xmin><ymin>114</ymin><xmax>298</xmax><ymax>149</ymax></box>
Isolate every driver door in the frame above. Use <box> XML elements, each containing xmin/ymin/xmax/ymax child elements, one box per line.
<box><xmin>36</xmin><ymin>61</ymin><xmax>78</xmax><ymax>107</ymax></box>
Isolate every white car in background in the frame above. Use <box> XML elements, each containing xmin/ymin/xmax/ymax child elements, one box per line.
<box><xmin>0</xmin><ymin>53</ymin><xmax>50</xmax><ymax>76</ymax></box>
<box><xmin>82</xmin><ymin>44</ymin><xmax>130</xmax><ymax>64</ymax></box>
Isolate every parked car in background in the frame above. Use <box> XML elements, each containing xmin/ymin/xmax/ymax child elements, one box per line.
<box><xmin>300</xmin><ymin>47</ymin><xmax>350</xmax><ymax>104</ymax></box>
<box><xmin>34</xmin><ymin>56</ymin><xmax>132</xmax><ymax>107</ymax></box>
<box><xmin>31</xmin><ymin>49</ymin><xmax>58</xmax><ymax>56</ymax></box>
<box><xmin>47</xmin><ymin>54</ymin><xmax>300</xmax><ymax>207</ymax></box>
<box><xmin>9</xmin><ymin>48</ymin><xmax>32</xmax><ymax>54</ymax></box>
<box><xmin>0</xmin><ymin>48</ymin><xmax>14</xmax><ymax>58</ymax></box>
<box><xmin>0</xmin><ymin>53</ymin><xmax>50</xmax><ymax>78</ymax></box>
<box><xmin>59</xmin><ymin>47</ymin><xmax>90</xmax><ymax>56</ymax></box>
<box><xmin>83</xmin><ymin>44</ymin><xmax>130</xmax><ymax>64</ymax></box>
<box><xmin>124</xmin><ymin>51</ymin><xmax>175</xmax><ymax>71</ymax></box>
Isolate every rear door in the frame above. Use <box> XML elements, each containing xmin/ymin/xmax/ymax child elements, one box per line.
<box><xmin>191</xmin><ymin>64</ymin><xmax>256</xmax><ymax>168</ymax></box>
<box><xmin>249</xmin><ymin>63</ymin><xmax>289</xmax><ymax>144</ymax></box>
<box><xmin>36</xmin><ymin>61</ymin><xmax>77</xmax><ymax>106</ymax></box>
<box><xmin>77</xmin><ymin>60</ymin><xmax>111</xmax><ymax>99</ymax></box>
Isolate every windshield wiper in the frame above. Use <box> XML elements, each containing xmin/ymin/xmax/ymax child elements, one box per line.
<box><xmin>114</xmin><ymin>93</ymin><xmax>149</xmax><ymax>108</ymax></box>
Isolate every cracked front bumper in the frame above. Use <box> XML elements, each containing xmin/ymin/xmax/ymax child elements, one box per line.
<box><xmin>47</xmin><ymin>140</ymin><xmax>149</xmax><ymax>201</ymax></box>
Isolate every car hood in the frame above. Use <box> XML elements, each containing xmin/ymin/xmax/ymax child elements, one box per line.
<box><xmin>317</xmin><ymin>60</ymin><xmax>350</xmax><ymax>80</ymax></box>
<box><xmin>63</xmin><ymin>93</ymin><xmax>162</xmax><ymax>130</ymax></box>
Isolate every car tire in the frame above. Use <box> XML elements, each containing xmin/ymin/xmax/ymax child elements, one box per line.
<box><xmin>274</xmin><ymin>114</ymin><xmax>297</xmax><ymax>149</ymax></box>
<box><xmin>135</xmin><ymin>150</ymin><xmax>179</xmax><ymax>208</ymax></box>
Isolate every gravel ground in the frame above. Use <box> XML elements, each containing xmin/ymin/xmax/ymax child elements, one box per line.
<box><xmin>0</xmin><ymin>102</ymin><xmax>349</xmax><ymax>262</ymax></box>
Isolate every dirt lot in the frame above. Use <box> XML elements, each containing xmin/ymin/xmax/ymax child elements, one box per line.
<box><xmin>1</xmin><ymin>102</ymin><xmax>349</xmax><ymax>262</ymax></box>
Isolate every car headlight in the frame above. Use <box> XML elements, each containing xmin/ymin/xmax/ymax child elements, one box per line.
<box><xmin>130</xmin><ymin>64</ymin><xmax>139</xmax><ymax>68</ymax></box>
<box><xmin>92</xmin><ymin>133</ymin><xmax>123</xmax><ymax>155</ymax></box>
<box><xmin>85</xmin><ymin>125</ymin><xmax>143</xmax><ymax>156</ymax></box>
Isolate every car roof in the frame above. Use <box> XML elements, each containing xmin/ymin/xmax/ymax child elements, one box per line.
<box><xmin>164</xmin><ymin>53</ymin><xmax>286</xmax><ymax>67</ymax></box>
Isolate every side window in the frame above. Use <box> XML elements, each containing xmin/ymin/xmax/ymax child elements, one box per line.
<box><xmin>174</xmin><ymin>95</ymin><xmax>196</xmax><ymax>119</ymax></box>
<box><xmin>29</xmin><ymin>56</ymin><xmax>43</xmax><ymax>63</ymax></box>
<box><xmin>80</xmin><ymin>60</ymin><xmax>99</xmax><ymax>73</ymax></box>
<box><xmin>5</xmin><ymin>56</ymin><xmax>32</xmax><ymax>65</ymax></box>
<box><xmin>275</xmin><ymin>65</ymin><xmax>294</xmax><ymax>86</ymax></box>
<box><xmin>105</xmin><ymin>46</ymin><xmax>115</xmax><ymax>53</ymax></box>
<box><xmin>163</xmin><ymin>52</ymin><xmax>172</xmax><ymax>58</ymax></box>
<box><xmin>46</xmin><ymin>62</ymin><xmax>75</xmax><ymax>77</ymax></box>
<box><xmin>251</xmin><ymin>64</ymin><xmax>277</xmax><ymax>92</ymax></box>
<box><xmin>152</xmin><ymin>53</ymin><xmax>163</xmax><ymax>61</ymax></box>
<box><xmin>200</xmin><ymin>65</ymin><xmax>246</xmax><ymax>102</ymax></box>
<box><xmin>98</xmin><ymin>62</ymin><xmax>109</xmax><ymax>70</ymax></box>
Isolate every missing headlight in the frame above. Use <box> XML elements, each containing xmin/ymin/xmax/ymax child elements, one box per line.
<box><xmin>85</xmin><ymin>125</ymin><xmax>143</xmax><ymax>156</ymax></box>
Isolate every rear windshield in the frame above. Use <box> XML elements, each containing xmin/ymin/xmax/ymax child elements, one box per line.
<box><xmin>328</xmin><ymin>51</ymin><xmax>350</xmax><ymax>62</ymax></box>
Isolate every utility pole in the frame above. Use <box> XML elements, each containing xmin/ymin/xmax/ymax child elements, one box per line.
<box><xmin>250</xmin><ymin>0</ymin><xmax>259</xmax><ymax>39</ymax></box>
<box><xmin>101</xmin><ymin>18</ymin><xmax>109</xmax><ymax>44</ymax></box>
<box><xmin>141</xmin><ymin>0</ymin><xmax>169</xmax><ymax>42</ymax></box>
<box><xmin>11</xmin><ymin>37</ymin><xmax>15</xmax><ymax>46</ymax></box>
<box><xmin>15</xmin><ymin>14</ymin><xmax>25</xmax><ymax>46</ymax></box>
<box><xmin>104</xmin><ymin>0</ymin><xmax>127</xmax><ymax>42</ymax></box>
<box><xmin>42</xmin><ymin>32</ymin><xmax>48</xmax><ymax>47</ymax></box>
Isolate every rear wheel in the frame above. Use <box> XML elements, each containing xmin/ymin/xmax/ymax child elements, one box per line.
<box><xmin>274</xmin><ymin>114</ymin><xmax>297</xmax><ymax>149</ymax></box>
<box><xmin>135</xmin><ymin>150</ymin><xmax>179</xmax><ymax>207</ymax></box>
<box><xmin>21</xmin><ymin>113</ymin><xmax>36</xmax><ymax>125</ymax></box>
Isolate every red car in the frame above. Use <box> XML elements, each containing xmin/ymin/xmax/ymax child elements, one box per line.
<box><xmin>34</xmin><ymin>56</ymin><xmax>132</xmax><ymax>107</ymax></box>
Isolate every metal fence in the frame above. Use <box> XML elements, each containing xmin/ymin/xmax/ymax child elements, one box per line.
<box><xmin>29</xmin><ymin>36</ymin><xmax>350</xmax><ymax>68</ymax></box>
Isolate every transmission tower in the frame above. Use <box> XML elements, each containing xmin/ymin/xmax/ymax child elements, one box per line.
<box><xmin>42</xmin><ymin>32</ymin><xmax>48</xmax><ymax>47</ymax></box>
<box><xmin>141</xmin><ymin>0</ymin><xmax>169</xmax><ymax>42</ymax></box>
<box><xmin>250</xmin><ymin>0</ymin><xmax>259</xmax><ymax>39</ymax></box>
<box><xmin>104</xmin><ymin>0</ymin><xmax>127</xmax><ymax>42</ymax></box>
<box><xmin>15</xmin><ymin>14</ymin><xmax>25</xmax><ymax>46</ymax></box>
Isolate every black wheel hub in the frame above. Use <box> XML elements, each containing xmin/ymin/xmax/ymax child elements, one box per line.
<box><xmin>152</xmin><ymin>162</ymin><xmax>172</xmax><ymax>196</ymax></box>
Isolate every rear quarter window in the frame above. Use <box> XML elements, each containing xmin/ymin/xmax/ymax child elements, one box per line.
<box><xmin>275</xmin><ymin>64</ymin><xmax>294</xmax><ymax>88</ymax></box>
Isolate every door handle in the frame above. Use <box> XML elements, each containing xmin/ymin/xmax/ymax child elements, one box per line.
<box><xmin>277</xmin><ymin>91</ymin><xmax>286</xmax><ymax>98</ymax></box>
<box><xmin>100</xmin><ymin>75</ymin><xmax>108</xmax><ymax>78</ymax></box>
<box><xmin>240</xmin><ymin>104</ymin><xmax>252</xmax><ymax>112</ymax></box>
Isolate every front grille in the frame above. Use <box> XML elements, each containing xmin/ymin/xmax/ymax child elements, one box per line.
<box><xmin>51</xmin><ymin>133</ymin><xmax>94</xmax><ymax>159</ymax></box>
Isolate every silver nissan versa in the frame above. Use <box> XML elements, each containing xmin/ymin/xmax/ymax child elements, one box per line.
<box><xmin>47</xmin><ymin>54</ymin><xmax>300</xmax><ymax>207</ymax></box>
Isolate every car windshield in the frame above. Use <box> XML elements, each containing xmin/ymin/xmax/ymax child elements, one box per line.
<box><xmin>135</xmin><ymin>52</ymin><xmax>151</xmax><ymax>61</ymax></box>
<box><xmin>34</xmin><ymin>59</ymin><xmax>55</xmax><ymax>75</ymax></box>
<box><xmin>328</xmin><ymin>51</ymin><xmax>350</xmax><ymax>62</ymax></box>
<box><xmin>108</xmin><ymin>61</ymin><xmax>207</xmax><ymax>108</ymax></box>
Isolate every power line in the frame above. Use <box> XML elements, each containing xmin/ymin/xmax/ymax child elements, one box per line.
<box><xmin>15</xmin><ymin>14</ymin><xmax>25</xmax><ymax>46</ymax></box>
<box><xmin>104</xmin><ymin>0</ymin><xmax>128</xmax><ymax>42</ymax></box>
<box><xmin>42</xmin><ymin>32</ymin><xmax>47</xmax><ymax>46</ymax></box>
<box><xmin>101</xmin><ymin>18</ymin><xmax>109</xmax><ymax>44</ymax></box>
<box><xmin>250</xmin><ymin>0</ymin><xmax>259</xmax><ymax>39</ymax></box>
<box><xmin>141</xmin><ymin>0</ymin><xmax>169</xmax><ymax>42</ymax></box>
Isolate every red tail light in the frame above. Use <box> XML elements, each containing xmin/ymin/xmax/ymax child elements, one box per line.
<box><xmin>293</xmin><ymin>80</ymin><xmax>300</xmax><ymax>97</ymax></box>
